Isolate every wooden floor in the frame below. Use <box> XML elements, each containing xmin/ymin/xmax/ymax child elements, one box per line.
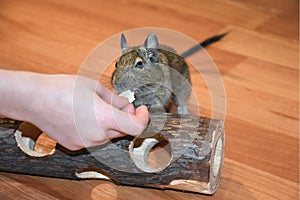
<box><xmin>0</xmin><ymin>0</ymin><xmax>298</xmax><ymax>199</ymax></box>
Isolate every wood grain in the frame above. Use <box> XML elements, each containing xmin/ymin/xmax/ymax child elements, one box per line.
<box><xmin>0</xmin><ymin>0</ymin><xmax>298</xmax><ymax>199</ymax></box>
<box><xmin>0</xmin><ymin>114</ymin><xmax>225</xmax><ymax>194</ymax></box>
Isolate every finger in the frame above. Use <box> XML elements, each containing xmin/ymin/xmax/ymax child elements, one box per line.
<box><xmin>95</xmin><ymin>84</ymin><xmax>135</xmax><ymax>114</ymax></box>
<box><xmin>79</xmin><ymin>130</ymin><xmax>126</xmax><ymax>149</ymax></box>
<box><xmin>121</xmin><ymin>103</ymin><xmax>135</xmax><ymax>114</ymax></box>
<box><xmin>105</xmin><ymin>129</ymin><xmax>127</xmax><ymax>140</ymax></box>
<box><xmin>109</xmin><ymin>105</ymin><xmax>150</xmax><ymax>136</ymax></box>
<box><xmin>95</xmin><ymin>83</ymin><xmax>129</xmax><ymax>109</ymax></box>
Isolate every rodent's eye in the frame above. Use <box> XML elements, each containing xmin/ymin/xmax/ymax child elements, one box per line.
<box><xmin>115</xmin><ymin>62</ymin><xmax>118</xmax><ymax>68</ymax></box>
<box><xmin>135</xmin><ymin>58</ymin><xmax>144</xmax><ymax>69</ymax></box>
<box><xmin>135</xmin><ymin>61</ymin><xmax>143</xmax><ymax>69</ymax></box>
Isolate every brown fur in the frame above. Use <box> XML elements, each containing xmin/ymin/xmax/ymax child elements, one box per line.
<box><xmin>111</xmin><ymin>33</ymin><xmax>191</xmax><ymax>113</ymax></box>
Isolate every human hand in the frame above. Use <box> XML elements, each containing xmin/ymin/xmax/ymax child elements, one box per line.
<box><xmin>0</xmin><ymin>70</ymin><xmax>149</xmax><ymax>150</ymax></box>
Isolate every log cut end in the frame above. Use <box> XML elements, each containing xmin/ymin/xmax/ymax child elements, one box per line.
<box><xmin>163</xmin><ymin>120</ymin><xmax>225</xmax><ymax>194</ymax></box>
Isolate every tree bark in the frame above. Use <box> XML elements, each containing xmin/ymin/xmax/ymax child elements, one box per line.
<box><xmin>0</xmin><ymin>113</ymin><xmax>225</xmax><ymax>194</ymax></box>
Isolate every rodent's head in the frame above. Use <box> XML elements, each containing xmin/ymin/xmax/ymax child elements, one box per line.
<box><xmin>112</xmin><ymin>33</ymin><xmax>170</xmax><ymax>99</ymax></box>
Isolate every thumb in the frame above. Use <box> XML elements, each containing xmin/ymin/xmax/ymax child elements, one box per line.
<box><xmin>134</xmin><ymin>105</ymin><xmax>150</xmax><ymax>131</ymax></box>
<box><xmin>111</xmin><ymin>105</ymin><xmax>150</xmax><ymax>136</ymax></box>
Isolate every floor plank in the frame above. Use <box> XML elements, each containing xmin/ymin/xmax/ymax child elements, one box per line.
<box><xmin>216</xmin><ymin>27</ymin><xmax>299</xmax><ymax>68</ymax></box>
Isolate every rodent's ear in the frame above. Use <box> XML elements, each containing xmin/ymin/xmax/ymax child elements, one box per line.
<box><xmin>144</xmin><ymin>33</ymin><xmax>159</xmax><ymax>49</ymax></box>
<box><xmin>120</xmin><ymin>33</ymin><xmax>128</xmax><ymax>54</ymax></box>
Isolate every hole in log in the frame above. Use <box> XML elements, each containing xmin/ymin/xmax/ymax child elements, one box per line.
<box><xmin>147</xmin><ymin>139</ymin><xmax>172</xmax><ymax>169</ymax></box>
<box><xmin>213</xmin><ymin>136</ymin><xmax>223</xmax><ymax>177</ymax></box>
<box><xmin>34</xmin><ymin>133</ymin><xmax>57</xmax><ymax>155</ymax></box>
<box><xmin>129</xmin><ymin>133</ymin><xmax>172</xmax><ymax>173</ymax></box>
<box><xmin>15</xmin><ymin>122</ymin><xmax>56</xmax><ymax>157</ymax></box>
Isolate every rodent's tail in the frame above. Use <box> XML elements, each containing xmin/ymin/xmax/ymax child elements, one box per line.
<box><xmin>199</xmin><ymin>32</ymin><xmax>228</xmax><ymax>48</ymax></box>
<box><xmin>180</xmin><ymin>32</ymin><xmax>228</xmax><ymax>58</ymax></box>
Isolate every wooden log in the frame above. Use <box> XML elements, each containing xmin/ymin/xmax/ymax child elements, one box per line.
<box><xmin>0</xmin><ymin>113</ymin><xmax>225</xmax><ymax>194</ymax></box>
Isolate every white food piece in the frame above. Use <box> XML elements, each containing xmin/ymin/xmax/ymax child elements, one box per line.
<box><xmin>119</xmin><ymin>90</ymin><xmax>135</xmax><ymax>103</ymax></box>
